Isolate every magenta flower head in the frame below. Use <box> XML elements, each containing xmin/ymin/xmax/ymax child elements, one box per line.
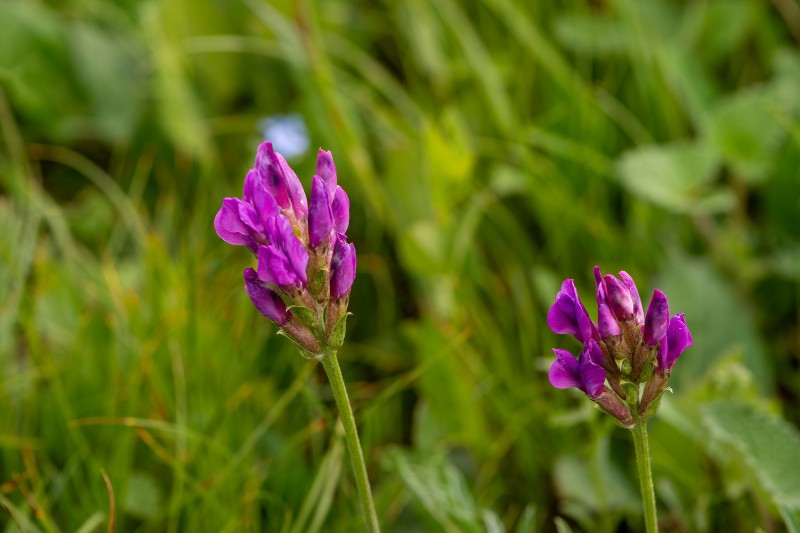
<box><xmin>215</xmin><ymin>141</ymin><xmax>358</xmax><ymax>359</ymax></box>
<box><xmin>546</xmin><ymin>266</ymin><xmax>692</xmax><ymax>424</ymax></box>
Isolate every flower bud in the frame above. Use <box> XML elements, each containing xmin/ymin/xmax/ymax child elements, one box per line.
<box><xmin>330</xmin><ymin>234</ymin><xmax>356</xmax><ymax>299</ymax></box>
<box><xmin>643</xmin><ymin>290</ymin><xmax>670</xmax><ymax>346</ymax></box>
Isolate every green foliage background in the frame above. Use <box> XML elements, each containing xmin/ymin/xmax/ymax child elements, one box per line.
<box><xmin>1</xmin><ymin>0</ymin><xmax>800</xmax><ymax>531</ymax></box>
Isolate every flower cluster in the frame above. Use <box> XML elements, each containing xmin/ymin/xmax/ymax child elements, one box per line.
<box><xmin>547</xmin><ymin>266</ymin><xmax>693</xmax><ymax>426</ymax></box>
<box><xmin>214</xmin><ymin>141</ymin><xmax>356</xmax><ymax>358</ymax></box>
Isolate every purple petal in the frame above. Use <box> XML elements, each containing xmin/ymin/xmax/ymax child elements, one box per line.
<box><xmin>331</xmin><ymin>186</ymin><xmax>350</xmax><ymax>234</ymax></box>
<box><xmin>596</xmin><ymin>284</ymin><xmax>621</xmax><ymax>338</ymax></box>
<box><xmin>316</xmin><ymin>149</ymin><xmax>337</xmax><ymax>197</ymax></box>
<box><xmin>308</xmin><ymin>176</ymin><xmax>333</xmax><ymax>248</ymax></box>
<box><xmin>604</xmin><ymin>274</ymin><xmax>634</xmax><ymax>321</ymax></box>
<box><xmin>243</xmin><ymin>169</ymin><xmax>280</xmax><ymax>226</ymax></box>
<box><xmin>214</xmin><ymin>198</ymin><xmax>255</xmax><ymax>248</ymax></box>
<box><xmin>257</xmin><ymin>245</ymin><xmax>297</xmax><ymax>287</ymax></box>
<box><xmin>255</xmin><ymin>142</ymin><xmax>291</xmax><ymax>210</ymax></box>
<box><xmin>264</xmin><ymin>214</ymin><xmax>296</xmax><ymax>249</ymax></box>
<box><xmin>643</xmin><ymin>289</ymin><xmax>670</xmax><ymax>346</ymax></box>
<box><xmin>619</xmin><ymin>271</ymin><xmax>644</xmax><ymax>323</ymax></box>
<box><xmin>330</xmin><ymin>235</ymin><xmax>356</xmax><ymax>299</ymax></box>
<box><xmin>546</xmin><ymin>279</ymin><xmax>597</xmax><ymax>343</ymax></box>
<box><xmin>661</xmin><ymin>313</ymin><xmax>692</xmax><ymax>370</ymax></box>
<box><xmin>548</xmin><ymin>349</ymin><xmax>582</xmax><ymax>389</ymax></box>
<box><xmin>579</xmin><ymin>357</ymin><xmax>606</xmax><ymax>399</ymax></box>
<box><xmin>582</xmin><ymin>339</ymin><xmax>604</xmax><ymax>368</ymax></box>
<box><xmin>244</xmin><ymin>268</ymin><xmax>289</xmax><ymax>325</ymax></box>
<box><xmin>282</xmin><ymin>158</ymin><xmax>308</xmax><ymax>220</ymax></box>
<box><xmin>283</xmin><ymin>229</ymin><xmax>309</xmax><ymax>286</ymax></box>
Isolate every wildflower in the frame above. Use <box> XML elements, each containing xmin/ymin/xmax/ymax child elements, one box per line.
<box><xmin>546</xmin><ymin>266</ymin><xmax>692</xmax><ymax>424</ymax></box>
<box><xmin>215</xmin><ymin>141</ymin><xmax>357</xmax><ymax>358</ymax></box>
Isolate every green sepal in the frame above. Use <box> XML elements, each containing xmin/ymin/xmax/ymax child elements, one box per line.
<box><xmin>641</xmin><ymin>387</ymin><xmax>671</xmax><ymax>420</ymax></box>
<box><xmin>618</xmin><ymin>358</ymin><xmax>632</xmax><ymax>375</ymax></box>
<box><xmin>327</xmin><ymin>312</ymin><xmax>351</xmax><ymax>350</ymax></box>
<box><xmin>623</xmin><ymin>382</ymin><xmax>639</xmax><ymax>405</ymax></box>
<box><xmin>308</xmin><ymin>268</ymin><xmax>326</xmax><ymax>298</ymax></box>
<box><xmin>289</xmin><ymin>305</ymin><xmax>318</xmax><ymax>330</ymax></box>
<box><xmin>639</xmin><ymin>360</ymin><xmax>655</xmax><ymax>383</ymax></box>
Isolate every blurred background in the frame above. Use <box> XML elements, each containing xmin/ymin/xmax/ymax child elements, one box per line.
<box><xmin>1</xmin><ymin>0</ymin><xmax>800</xmax><ymax>531</ymax></box>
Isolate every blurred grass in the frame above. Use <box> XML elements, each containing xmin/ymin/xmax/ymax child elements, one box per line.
<box><xmin>1</xmin><ymin>0</ymin><xmax>799</xmax><ymax>530</ymax></box>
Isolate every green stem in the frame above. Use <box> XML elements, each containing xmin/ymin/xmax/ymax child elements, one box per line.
<box><xmin>631</xmin><ymin>414</ymin><xmax>658</xmax><ymax>533</ymax></box>
<box><xmin>321</xmin><ymin>352</ymin><xmax>380</xmax><ymax>532</ymax></box>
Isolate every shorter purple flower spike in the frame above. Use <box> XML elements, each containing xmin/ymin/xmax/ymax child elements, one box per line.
<box><xmin>331</xmin><ymin>186</ymin><xmax>350</xmax><ymax>234</ymax></box>
<box><xmin>643</xmin><ymin>290</ymin><xmax>670</xmax><ymax>346</ymax></box>
<box><xmin>330</xmin><ymin>234</ymin><xmax>356</xmax><ymax>299</ymax></box>
<box><xmin>659</xmin><ymin>313</ymin><xmax>693</xmax><ymax>371</ymax></box>
<box><xmin>309</xmin><ymin>176</ymin><xmax>333</xmax><ymax>248</ymax></box>
<box><xmin>547</xmin><ymin>279</ymin><xmax>598</xmax><ymax>344</ymax></box>
<box><xmin>316</xmin><ymin>149</ymin><xmax>337</xmax><ymax>197</ymax></box>
<box><xmin>244</xmin><ymin>268</ymin><xmax>290</xmax><ymax>325</ymax></box>
<box><xmin>618</xmin><ymin>271</ymin><xmax>644</xmax><ymax>323</ymax></box>
<box><xmin>548</xmin><ymin>340</ymin><xmax>606</xmax><ymax>399</ymax></box>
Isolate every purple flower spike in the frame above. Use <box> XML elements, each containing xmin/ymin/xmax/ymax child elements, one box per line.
<box><xmin>643</xmin><ymin>290</ymin><xmax>670</xmax><ymax>345</ymax></box>
<box><xmin>316</xmin><ymin>149</ymin><xmax>337</xmax><ymax>196</ymax></box>
<box><xmin>618</xmin><ymin>271</ymin><xmax>644</xmax><ymax>323</ymax></box>
<box><xmin>331</xmin><ymin>186</ymin><xmax>350</xmax><ymax>234</ymax></box>
<box><xmin>309</xmin><ymin>176</ymin><xmax>333</xmax><ymax>248</ymax></box>
<box><xmin>244</xmin><ymin>268</ymin><xmax>290</xmax><ymax>325</ymax></box>
<box><xmin>330</xmin><ymin>234</ymin><xmax>356</xmax><ymax>299</ymax></box>
<box><xmin>596</xmin><ymin>284</ymin><xmax>621</xmax><ymax>338</ymax></box>
<box><xmin>659</xmin><ymin>313</ymin><xmax>693</xmax><ymax>371</ymax></box>
<box><xmin>258</xmin><ymin>216</ymin><xmax>309</xmax><ymax>289</ymax></box>
<box><xmin>548</xmin><ymin>340</ymin><xmax>606</xmax><ymax>399</ymax></box>
<box><xmin>547</xmin><ymin>279</ymin><xmax>598</xmax><ymax>344</ymax></box>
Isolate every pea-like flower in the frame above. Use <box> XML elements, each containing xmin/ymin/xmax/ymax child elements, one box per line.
<box><xmin>215</xmin><ymin>141</ymin><xmax>357</xmax><ymax>358</ymax></box>
<box><xmin>546</xmin><ymin>266</ymin><xmax>692</xmax><ymax>424</ymax></box>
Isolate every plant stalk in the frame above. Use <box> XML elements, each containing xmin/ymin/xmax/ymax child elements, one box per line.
<box><xmin>631</xmin><ymin>414</ymin><xmax>658</xmax><ymax>533</ymax></box>
<box><xmin>321</xmin><ymin>352</ymin><xmax>380</xmax><ymax>532</ymax></box>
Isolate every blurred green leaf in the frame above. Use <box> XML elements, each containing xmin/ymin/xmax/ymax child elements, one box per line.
<box><xmin>384</xmin><ymin>448</ymin><xmax>482</xmax><ymax>533</ymax></box>
<box><xmin>703</xmin><ymin>402</ymin><xmax>800</xmax><ymax>507</ymax></box>
<box><xmin>704</xmin><ymin>86</ymin><xmax>789</xmax><ymax>183</ymax></box>
<box><xmin>616</xmin><ymin>141</ymin><xmax>731</xmax><ymax>213</ymax></box>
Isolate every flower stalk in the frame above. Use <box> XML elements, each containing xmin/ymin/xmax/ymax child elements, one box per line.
<box><xmin>631</xmin><ymin>411</ymin><xmax>658</xmax><ymax>533</ymax></box>
<box><xmin>321</xmin><ymin>351</ymin><xmax>380</xmax><ymax>532</ymax></box>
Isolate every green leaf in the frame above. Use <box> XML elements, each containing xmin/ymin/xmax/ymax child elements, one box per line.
<box><xmin>704</xmin><ymin>86</ymin><xmax>788</xmax><ymax>183</ymax></box>
<box><xmin>123</xmin><ymin>473</ymin><xmax>163</xmax><ymax>519</ymax></box>
<box><xmin>616</xmin><ymin>141</ymin><xmax>732</xmax><ymax>213</ymax></box>
<box><xmin>327</xmin><ymin>312</ymin><xmax>349</xmax><ymax>350</ymax></box>
<box><xmin>703</xmin><ymin>402</ymin><xmax>800</xmax><ymax>507</ymax></box>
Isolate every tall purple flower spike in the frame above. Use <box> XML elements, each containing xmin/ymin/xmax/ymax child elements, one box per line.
<box><xmin>547</xmin><ymin>266</ymin><xmax>692</xmax><ymax>423</ymax></box>
<box><xmin>643</xmin><ymin>290</ymin><xmax>669</xmax><ymax>346</ymax></box>
<box><xmin>330</xmin><ymin>234</ymin><xmax>357</xmax><ymax>299</ymax></box>
<box><xmin>548</xmin><ymin>340</ymin><xmax>606</xmax><ymax>399</ymax></box>
<box><xmin>547</xmin><ymin>279</ymin><xmax>598</xmax><ymax>344</ymax></box>
<box><xmin>215</xmin><ymin>141</ymin><xmax>357</xmax><ymax>357</ymax></box>
<box><xmin>659</xmin><ymin>314</ymin><xmax>693</xmax><ymax>371</ymax></box>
